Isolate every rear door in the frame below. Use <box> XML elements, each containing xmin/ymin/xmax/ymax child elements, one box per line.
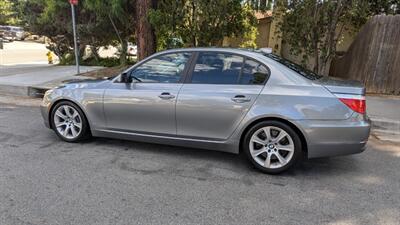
<box><xmin>176</xmin><ymin>52</ymin><xmax>269</xmax><ymax>140</ymax></box>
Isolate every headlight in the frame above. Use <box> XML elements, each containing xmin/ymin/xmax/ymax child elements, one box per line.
<box><xmin>44</xmin><ymin>89</ymin><xmax>53</xmax><ymax>97</ymax></box>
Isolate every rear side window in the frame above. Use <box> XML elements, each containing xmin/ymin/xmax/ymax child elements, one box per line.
<box><xmin>190</xmin><ymin>52</ymin><xmax>268</xmax><ymax>85</ymax></box>
<box><xmin>191</xmin><ymin>53</ymin><xmax>243</xmax><ymax>84</ymax></box>
<box><xmin>240</xmin><ymin>59</ymin><xmax>268</xmax><ymax>84</ymax></box>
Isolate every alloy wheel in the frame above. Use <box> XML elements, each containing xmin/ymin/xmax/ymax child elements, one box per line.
<box><xmin>249</xmin><ymin>126</ymin><xmax>295</xmax><ymax>169</ymax></box>
<box><xmin>53</xmin><ymin>105</ymin><xmax>82</xmax><ymax>139</ymax></box>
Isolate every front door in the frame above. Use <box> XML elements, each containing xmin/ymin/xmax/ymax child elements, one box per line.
<box><xmin>176</xmin><ymin>52</ymin><xmax>269</xmax><ymax>140</ymax></box>
<box><xmin>103</xmin><ymin>52</ymin><xmax>192</xmax><ymax>135</ymax></box>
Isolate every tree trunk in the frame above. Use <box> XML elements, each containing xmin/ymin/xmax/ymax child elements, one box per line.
<box><xmin>313</xmin><ymin>44</ymin><xmax>319</xmax><ymax>74</ymax></box>
<box><xmin>260</xmin><ymin>0</ymin><xmax>267</xmax><ymax>9</ymax></box>
<box><xmin>90</xmin><ymin>45</ymin><xmax>100</xmax><ymax>63</ymax></box>
<box><xmin>191</xmin><ymin>1</ymin><xmax>197</xmax><ymax>47</ymax></box>
<box><xmin>322</xmin><ymin>0</ymin><xmax>343</xmax><ymax>76</ymax></box>
<box><xmin>136</xmin><ymin>0</ymin><xmax>156</xmax><ymax>60</ymax></box>
<box><xmin>120</xmin><ymin>40</ymin><xmax>128</xmax><ymax>65</ymax></box>
<box><xmin>78</xmin><ymin>44</ymin><xmax>86</xmax><ymax>61</ymax></box>
<box><xmin>312</xmin><ymin>2</ymin><xmax>319</xmax><ymax>74</ymax></box>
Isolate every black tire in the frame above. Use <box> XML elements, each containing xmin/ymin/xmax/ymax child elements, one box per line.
<box><xmin>50</xmin><ymin>101</ymin><xmax>91</xmax><ymax>142</ymax></box>
<box><xmin>243</xmin><ymin>120</ymin><xmax>302</xmax><ymax>174</ymax></box>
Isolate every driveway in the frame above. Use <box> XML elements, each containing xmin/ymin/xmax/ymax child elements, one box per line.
<box><xmin>0</xmin><ymin>41</ymin><xmax>101</xmax><ymax>96</ymax></box>
<box><xmin>0</xmin><ymin>96</ymin><xmax>399</xmax><ymax>225</ymax></box>
<box><xmin>0</xmin><ymin>41</ymin><xmax>49</xmax><ymax>65</ymax></box>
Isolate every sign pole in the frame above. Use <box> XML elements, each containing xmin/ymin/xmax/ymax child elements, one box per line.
<box><xmin>70</xmin><ymin>2</ymin><xmax>80</xmax><ymax>74</ymax></box>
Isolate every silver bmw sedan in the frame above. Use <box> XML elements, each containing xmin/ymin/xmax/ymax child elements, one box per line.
<box><xmin>41</xmin><ymin>48</ymin><xmax>371</xmax><ymax>174</ymax></box>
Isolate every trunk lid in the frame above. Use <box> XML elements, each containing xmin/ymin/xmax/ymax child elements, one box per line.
<box><xmin>315</xmin><ymin>77</ymin><xmax>366</xmax><ymax>114</ymax></box>
<box><xmin>315</xmin><ymin>76</ymin><xmax>365</xmax><ymax>95</ymax></box>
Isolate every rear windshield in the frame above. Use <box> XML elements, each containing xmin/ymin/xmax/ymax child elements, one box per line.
<box><xmin>255</xmin><ymin>51</ymin><xmax>322</xmax><ymax>80</ymax></box>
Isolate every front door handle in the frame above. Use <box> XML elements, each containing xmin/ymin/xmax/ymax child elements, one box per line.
<box><xmin>158</xmin><ymin>92</ymin><xmax>175</xmax><ymax>100</ymax></box>
<box><xmin>231</xmin><ymin>95</ymin><xmax>251</xmax><ymax>103</ymax></box>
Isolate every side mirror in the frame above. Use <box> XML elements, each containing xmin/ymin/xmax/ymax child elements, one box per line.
<box><xmin>120</xmin><ymin>72</ymin><xmax>132</xmax><ymax>83</ymax></box>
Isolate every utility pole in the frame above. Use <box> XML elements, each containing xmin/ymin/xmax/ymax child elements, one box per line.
<box><xmin>69</xmin><ymin>0</ymin><xmax>80</xmax><ymax>74</ymax></box>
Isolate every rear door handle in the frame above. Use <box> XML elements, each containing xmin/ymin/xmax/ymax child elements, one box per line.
<box><xmin>231</xmin><ymin>95</ymin><xmax>251</xmax><ymax>103</ymax></box>
<box><xmin>158</xmin><ymin>92</ymin><xmax>175</xmax><ymax>100</ymax></box>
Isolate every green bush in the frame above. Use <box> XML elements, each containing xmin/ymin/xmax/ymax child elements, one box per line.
<box><xmin>58</xmin><ymin>53</ymin><xmax>75</xmax><ymax>65</ymax></box>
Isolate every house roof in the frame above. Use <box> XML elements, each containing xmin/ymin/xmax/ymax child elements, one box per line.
<box><xmin>254</xmin><ymin>10</ymin><xmax>273</xmax><ymax>20</ymax></box>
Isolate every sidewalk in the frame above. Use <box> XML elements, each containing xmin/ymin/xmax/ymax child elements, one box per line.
<box><xmin>0</xmin><ymin>64</ymin><xmax>101</xmax><ymax>96</ymax></box>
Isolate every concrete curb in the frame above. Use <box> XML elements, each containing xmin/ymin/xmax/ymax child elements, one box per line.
<box><xmin>0</xmin><ymin>84</ymin><xmax>29</xmax><ymax>96</ymax></box>
<box><xmin>0</xmin><ymin>75</ymin><xmax>96</xmax><ymax>98</ymax></box>
<box><xmin>0</xmin><ymin>84</ymin><xmax>50</xmax><ymax>98</ymax></box>
<box><xmin>0</xmin><ymin>65</ymin><xmax>102</xmax><ymax>97</ymax></box>
<box><xmin>370</xmin><ymin>116</ymin><xmax>400</xmax><ymax>142</ymax></box>
<box><xmin>370</xmin><ymin>117</ymin><xmax>400</xmax><ymax>133</ymax></box>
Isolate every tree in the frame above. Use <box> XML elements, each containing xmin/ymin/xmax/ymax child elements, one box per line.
<box><xmin>17</xmin><ymin>0</ymin><xmax>75</xmax><ymax>63</ymax></box>
<box><xmin>149</xmin><ymin>0</ymin><xmax>258</xmax><ymax>49</ymax></box>
<box><xmin>136</xmin><ymin>0</ymin><xmax>156</xmax><ymax>60</ymax></box>
<box><xmin>17</xmin><ymin>0</ymin><xmax>132</xmax><ymax>65</ymax></box>
<box><xmin>0</xmin><ymin>0</ymin><xmax>15</xmax><ymax>25</ymax></box>
<box><xmin>276</xmin><ymin>0</ymin><xmax>400</xmax><ymax>75</ymax></box>
<box><xmin>347</xmin><ymin>0</ymin><xmax>400</xmax><ymax>28</ymax></box>
<box><xmin>84</xmin><ymin>0</ymin><xmax>136</xmax><ymax>65</ymax></box>
<box><xmin>247</xmin><ymin>0</ymin><xmax>273</xmax><ymax>10</ymax></box>
<box><xmin>77</xmin><ymin>6</ymin><xmax>116</xmax><ymax>63</ymax></box>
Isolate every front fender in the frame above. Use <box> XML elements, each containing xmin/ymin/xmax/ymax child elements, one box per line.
<box><xmin>44</xmin><ymin>87</ymin><xmax>105</xmax><ymax>130</ymax></box>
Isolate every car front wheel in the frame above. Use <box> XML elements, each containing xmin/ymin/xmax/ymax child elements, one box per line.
<box><xmin>50</xmin><ymin>101</ymin><xmax>90</xmax><ymax>142</ymax></box>
<box><xmin>243</xmin><ymin>121</ymin><xmax>302</xmax><ymax>174</ymax></box>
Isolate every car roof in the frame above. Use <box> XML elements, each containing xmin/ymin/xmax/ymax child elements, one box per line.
<box><xmin>156</xmin><ymin>47</ymin><xmax>267</xmax><ymax>62</ymax></box>
<box><xmin>160</xmin><ymin>47</ymin><xmax>255</xmax><ymax>55</ymax></box>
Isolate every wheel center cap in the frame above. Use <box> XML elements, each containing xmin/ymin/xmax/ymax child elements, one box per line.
<box><xmin>268</xmin><ymin>144</ymin><xmax>274</xmax><ymax>149</ymax></box>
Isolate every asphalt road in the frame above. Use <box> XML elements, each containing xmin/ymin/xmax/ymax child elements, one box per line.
<box><xmin>0</xmin><ymin>96</ymin><xmax>399</xmax><ymax>225</ymax></box>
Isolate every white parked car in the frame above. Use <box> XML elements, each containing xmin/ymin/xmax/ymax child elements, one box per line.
<box><xmin>12</xmin><ymin>26</ymin><xmax>26</xmax><ymax>40</ymax></box>
<box><xmin>0</xmin><ymin>26</ymin><xmax>26</xmax><ymax>41</ymax></box>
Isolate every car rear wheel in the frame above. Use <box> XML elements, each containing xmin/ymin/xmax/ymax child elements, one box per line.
<box><xmin>50</xmin><ymin>101</ymin><xmax>90</xmax><ymax>142</ymax></box>
<box><xmin>243</xmin><ymin>121</ymin><xmax>302</xmax><ymax>174</ymax></box>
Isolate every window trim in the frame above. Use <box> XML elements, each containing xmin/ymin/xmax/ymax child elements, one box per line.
<box><xmin>185</xmin><ymin>51</ymin><xmax>271</xmax><ymax>85</ymax></box>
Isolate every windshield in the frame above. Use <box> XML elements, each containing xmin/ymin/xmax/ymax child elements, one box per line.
<box><xmin>255</xmin><ymin>51</ymin><xmax>322</xmax><ymax>80</ymax></box>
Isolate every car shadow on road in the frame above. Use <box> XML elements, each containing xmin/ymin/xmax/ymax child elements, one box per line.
<box><xmin>80</xmin><ymin>135</ymin><xmax>362</xmax><ymax>179</ymax></box>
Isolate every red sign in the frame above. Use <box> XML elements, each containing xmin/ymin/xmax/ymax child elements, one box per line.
<box><xmin>69</xmin><ymin>0</ymin><xmax>78</xmax><ymax>5</ymax></box>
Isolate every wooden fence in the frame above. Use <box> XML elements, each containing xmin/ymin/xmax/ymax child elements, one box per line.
<box><xmin>330</xmin><ymin>15</ymin><xmax>400</xmax><ymax>95</ymax></box>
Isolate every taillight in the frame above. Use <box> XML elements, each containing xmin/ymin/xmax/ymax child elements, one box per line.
<box><xmin>339</xmin><ymin>98</ymin><xmax>366</xmax><ymax>114</ymax></box>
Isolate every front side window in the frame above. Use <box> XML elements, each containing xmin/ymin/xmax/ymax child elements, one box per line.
<box><xmin>191</xmin><ymin>53</ymin><xmax>244</xmax><ymax>84</ymax></box>
<box><xmin>131</xmin><ymin>52</ymin><xmax>191</xmax><ymax>83</ymax></box>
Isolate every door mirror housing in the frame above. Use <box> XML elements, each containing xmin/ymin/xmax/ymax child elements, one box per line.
<box><xmin>120</xmin><ymin>72</ymin><xmax>132</xmax><ymax>83</ymax></box>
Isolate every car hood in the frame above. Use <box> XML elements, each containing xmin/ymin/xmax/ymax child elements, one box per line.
<box><xmin>57</xmin><ymin>78</ymin><xmax>110</xmax><ymax>89</ymax></box>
